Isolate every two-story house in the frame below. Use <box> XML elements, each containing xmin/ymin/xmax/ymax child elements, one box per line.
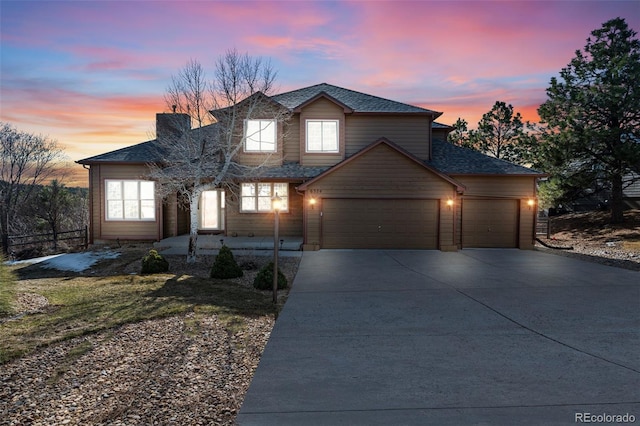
<box><xmin>77</xmin><ymin>83</ymin><xmax>544</xmax><ymax>250</ymax></box>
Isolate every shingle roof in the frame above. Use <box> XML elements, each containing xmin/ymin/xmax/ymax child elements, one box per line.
<box><xmin>77</xmin><ymin>140</ymin><xmax>163</xmax><ymax>164</ymax></box>
<box><xmin>77</xmin><ymin>124</ymin><xmax>216</xmax><ymax>164</ymax></box>
<box><xmin>428</xmin><ymin>138</ymin><xmax>544</xmax><ymax>176</ymax></box>
<box><xmin>255</xmin><ymin>163</ymin><xmax>330</xmax><ymax>180</ymax></box>
<box><xmin>272</xmin><ymin>83</ymin><xmax>441</xmax><ymax>116</ymax></box>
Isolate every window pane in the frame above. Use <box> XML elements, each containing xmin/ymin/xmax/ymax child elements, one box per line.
<box><xmin>245</xmin><ymin>138</ymin><xmax>261</xmax><ymax>151</ymax></box>
<box><xmin>261</xmin><ymin>120</ymin><xmax>275</xmax><ymax>143</ymax></box>
<box><xmin>241</xmin><ymin>183</ymin><xmax>255</xmax><ymax>196</ymax></box>
<box><xmin>124</xmin><ymin>200</ymin><xmax>139</xmax><ymax>219</ymax></box>
<box><xmin>307</xmin><ymin>122</ymin><xmax>322</xmax><ymax>151</ymax></box>
<box><xmin>140</xmin><ymin>181</ymin><xmax>154</xmax><ymax>199</ymax></box>
<box><xmin>323</xmin><ymin>121</ymin><xmax>338</xmax><ymax>151</ymax></box>
<box><xmin>241</xmin><ymin>197</ymin><xmax>255</xmax><ymax>212</ymax></box>
<box><xmin>273</xmin><ymin>183</ymin><xmax>288</xmax><ymax>197</ymax></box>
<box><xmin>140</xmin><ymin>200</ymin><xmax>155</xmax><ymax>219</ymax></box>
<box><xmin>258</xmin><ymin>182</ymin><xmax>272</xmax><ymax>196</ymax></box>
<box><xmin>107</xmin><ymin>200</ymin><xmax>123</xmax><ymax>219</ymax></box>
<box><xmin>246</xmin><ymin>120</ymin><xmax>261</xmax><ymax>142</ymax></box>
<box><xmin>124</xmin><ymin>181</ymin><xmax>138</xmax><ymax>199</ymax></box>
<box><xmin>107</xmin><ymin>181</ymin><xmax>121</xmax><ymax>201</ymax></box>
<box><xmin>258</xmin><ymin>196</ymin><xmax>272</xmax><ymax>212</ymax></box>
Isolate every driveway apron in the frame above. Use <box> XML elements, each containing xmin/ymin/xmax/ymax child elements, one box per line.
<box><xmin>238</xmin><ymin>250</ymin><xmax>640</xmax><ymax>425</ymax></box>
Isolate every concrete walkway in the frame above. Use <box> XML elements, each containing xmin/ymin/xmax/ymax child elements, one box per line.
<box><xmin>238</xmin><ymin>249</ymin><xmax>639</xmax><ymax>425</ymax></box>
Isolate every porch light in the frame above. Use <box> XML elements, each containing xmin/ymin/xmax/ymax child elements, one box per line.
<box><xmin>272</xmin><ymin>193</ymin><xmax>283</xmax><ymax>212</ymax></box>
<box><xmin>272</xmin><ymin>193</ymin><xmax>282</xmax><ymax>304</ymax></box>
<box><xmin>446</xmin><ymin>198</ymin><xmax>454</xmax><ymax>209</ymax></box>
<box><xmin>309</xmin><ymin>197</ymin><xmax>317</xmax><ymax>209</ymax></box>
<box><xmin>527</xmin><ymin>198</ymin><xmax>536</xmax><ymax>210</ymax></box>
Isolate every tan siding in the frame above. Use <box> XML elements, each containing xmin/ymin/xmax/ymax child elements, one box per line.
<box><xmin>304</xmin><ymin>195</ymin><xmax>322</xmax><ymax>247</ymax></box>
<box><xmin>439</xmin><ymin>200</ymin><xmax>457</xmax><ymax>251</ymax></box>
<box><xmin>299</xmin><ymin>98</ymin><xmax>346</xmax><ymax>166</ymax></box>
<box><xmin>282</xmin><ymin>119</ymin><xmax>300</xmax><ymax>163</ymax></box>
<box><xmin>453</xmin><ymin>176</ymin><xmax>536</xmax><ymax>198</ymax></box>
<box><xmin>91</xmin><ymin>164</ymin><xmax>161</xmax><ymax>241</ymax></box>
<box><xmin>519</xmin><ymin>199</ymin><xmax>536</xmax><ymax>249</ymax></box>
<box><xmin>306</xmin><ymin>143</ymin><xmax>453</xmax><ymax>198</ymax></box>
<box><xmin>225</xmin><ymin>184</ymin><xmax>303</xmax><ymax>237</ymax></box>
<box><xmin>345</xmin><ymin>116</ymin><xmax>431</xmax><ymax>160</ymax></box>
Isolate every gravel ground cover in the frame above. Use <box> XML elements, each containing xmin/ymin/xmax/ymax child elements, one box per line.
<box><xmin>536</xmin><ymin>209</ymin><xmax>640</xmax><ymax>271</ymax></box>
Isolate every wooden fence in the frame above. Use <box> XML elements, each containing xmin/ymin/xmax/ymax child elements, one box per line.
<box><xmin>536</xmin><ymin>214</ymin><xmax>550</xmax><ymax>239</ymax></box>
<box><xmin>8</xmin><ymin>227</ymin><xmax>88</xmax><ymax>256</ymax></box>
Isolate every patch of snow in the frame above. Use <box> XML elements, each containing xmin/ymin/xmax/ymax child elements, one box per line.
<box><xmin>6</xmin><ymin>251</ymin><xmax>120</xmax><ymax>272</ymax></box>
<box><xmin>6</xmin><ymin>254</ymin><xmax>64</xmax><ymax>266</ymax></box>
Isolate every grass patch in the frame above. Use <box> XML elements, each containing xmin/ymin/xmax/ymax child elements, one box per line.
<box><xmin>623</xmin><ymin>240</ymin><xmax>640</xmax><ymax>251</ymax></box>
<box><xmin>0</xmin><ymin>271</ymin><xmax>277</xmax><ymax>364</ymax></box>
<box><xmin>0</xmin><ymin>254</ymin><xmax>17</xmax><ymax>316</ymax></box>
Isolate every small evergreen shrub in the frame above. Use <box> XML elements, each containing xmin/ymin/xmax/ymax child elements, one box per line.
<box><xmin>253</xmin><ymin>262</ymin><xmax>287</xmax><ymax>290</ymax></box>
<box><xmin>141</xmin><ymin>249</ymin><xmax>169</xmax><ymax>274</ymax></box>
<box><xmin>210</xmin><ymin>245</ymin><xmax>243</xmax><ymax>279</ymax></box>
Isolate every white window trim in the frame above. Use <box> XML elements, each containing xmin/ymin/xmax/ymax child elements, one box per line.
<box><xmin>240</xmin><ymin>182</ymin><xmax>289</xmax><ymax>213</ymax></box>
<box><xmin>306</xmin><ymin>119</ymin><xmax>339</xmax><ymax>153</ymax></box>
<box><xmin>244</xmin><ymin>119</ymin><xmax>277</xmax><ymax>153</ymax></box>
<box><xmin>105</xmin><ymin>180</ymin><xmax>155</xmax><ymax>221</ymax></box>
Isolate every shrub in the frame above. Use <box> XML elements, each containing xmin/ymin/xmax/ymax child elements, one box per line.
<box><xmin>253</xmin><ymin>262</ymin><xmax>287</xmax><ymax>290</ymax></box>
<box><xmin>141</xmin><ymin>249</ymin><xmax>169</xmax><ymax>274</ymax></box>
<box><xmin>210</xmin><ymin>245</ymin><xmax>243</xmax><ymax>279</ymax></box>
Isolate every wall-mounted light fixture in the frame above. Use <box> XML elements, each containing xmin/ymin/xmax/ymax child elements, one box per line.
<box><xmin>527</xmin><ymin>198</ymin><xmax>536</xmax><ymax>210</ymax></box>
<box><xmin>446</xmin><ymin>198</ymin><xmax>454</xmax><ymax>209</ymax></box>
<box><xmin>309</xmin><ymin>197</ymin><xmax>317</xmax><ymax>209</ymax></box>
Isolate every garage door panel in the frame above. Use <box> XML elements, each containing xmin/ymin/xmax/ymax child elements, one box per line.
<box><xmin>322</xmin><ymin>199</ymin><xmax>438</xmax><ymax>249</ymax></box>
<box><xmin>462</xmin><ymin>199</ymin><xmax>518</xmax><ymax>248</ymax></box>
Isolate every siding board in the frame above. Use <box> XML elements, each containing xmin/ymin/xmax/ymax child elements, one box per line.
<box><xmin>345</xmin><ymin>116</ymin><xmax>431</xmax><ymax>160</ymax></box>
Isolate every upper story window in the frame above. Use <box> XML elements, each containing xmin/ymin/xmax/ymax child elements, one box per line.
<box><xmin>240</xmin><ymin>182</ymin><xmax>288</xmax><ymax>213</ymax></box>
<box><xmin>245</xmin><ymin>119</ymin><xmax>276</xmax><ymax>152</ymax></box>
<box><xmin>306</xmin><ymin>120</ymin><xmax>339</xmax><ymax>153</ymax></box>
<box><xmin>106</xmin><ymin>180</ymin><xmax>155</xmax><ymax>221</ymax></box>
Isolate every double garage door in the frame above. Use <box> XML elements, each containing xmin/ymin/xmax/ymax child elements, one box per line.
<box><xmin>321</xmin><ymin>198</ymin><xmax>520</xmax><ymax>249</ymax></box>
<box><xmin>322</xmin><ymin>199</ymin><xmax>439</xmax><ymax>249</ymax></box>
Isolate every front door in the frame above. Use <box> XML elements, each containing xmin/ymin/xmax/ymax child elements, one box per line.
<box><xmin>200</xmin><ymin>190</ymin><xmax>225</xmax><ymax>231</ymax></box>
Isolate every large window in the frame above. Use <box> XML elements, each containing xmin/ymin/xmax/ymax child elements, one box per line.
<box><xmin>306</xmin><ymin>120</ymin><xmax>339</xmax><ymax>152</ymax></box>
<box><xmin>240</xmin><ymin>182</ymin><xmax>288</xmax><ymax>213</ymax></box>
<box><xmin>106</xmin><ymin>180</ymin><xmax>155</xmax><ymax>220</ymax></box>
<box><xmin>245</xmin><ymin>119</ymin><xmax>276</xmax><ymax>152</ymax></box>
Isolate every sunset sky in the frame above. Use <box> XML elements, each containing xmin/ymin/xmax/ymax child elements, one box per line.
<box><xmin>1</xmin><ymin>1</ymin><xmax>638</xmax><ymax>186</ymax></box>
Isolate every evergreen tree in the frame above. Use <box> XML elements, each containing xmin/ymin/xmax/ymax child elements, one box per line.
<box><xmin>538</xmin><ymin>18</ymin><xmax>640</xmax><ymax>223</ymax></box>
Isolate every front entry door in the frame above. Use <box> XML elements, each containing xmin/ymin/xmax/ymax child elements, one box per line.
<box><xmin>200</xmin><ymin>190</ymin><xmax>225</xmax><ymax>231</ymax></box>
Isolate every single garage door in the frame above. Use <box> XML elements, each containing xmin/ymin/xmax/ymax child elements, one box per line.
<box><xmin>462</xmin><ymin>199</ymin><xmax>518</xmax><ymax>248</ymax></box>
<box><xmin>322</xmin><ymin>199</ymin><xmax>438</xmax><ymax>249</ymax></box>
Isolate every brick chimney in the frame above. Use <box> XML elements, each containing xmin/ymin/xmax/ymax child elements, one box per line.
<box><xmin>156</xmin><ymin>112</ymin><xmax>191</xmax><ymax>141</ymax></box>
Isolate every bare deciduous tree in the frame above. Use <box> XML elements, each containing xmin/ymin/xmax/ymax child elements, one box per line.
<box><xmin>148</xmin><ymin>50</ymin><xmax>290</xmax><ymax>262</ymax></box>
<box><xmin>0</xmin><ymin>122</ymin><xmax>65</xmax><ymax>254</ymax></box>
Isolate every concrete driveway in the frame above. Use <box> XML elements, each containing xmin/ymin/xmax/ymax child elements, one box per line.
<box><xmin>238</xmin><ymin>250</ymin><xmax>639</xmax><ymax>425</ymax></box>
